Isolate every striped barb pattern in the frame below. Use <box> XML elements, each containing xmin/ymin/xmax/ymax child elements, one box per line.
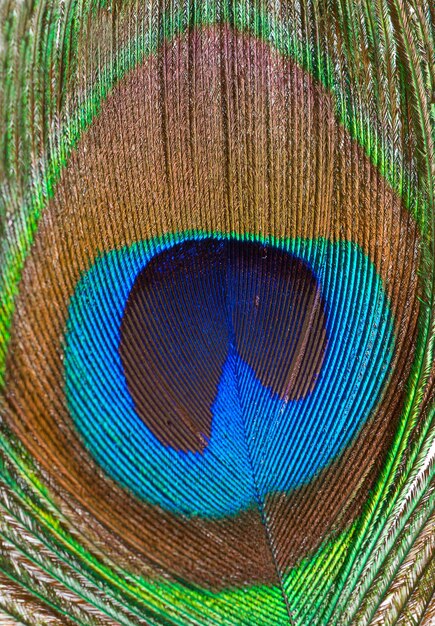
<box><xmin>0</xmin><ymin>1</ymin><xmax>434</xmax><ymax>625</ymax></box>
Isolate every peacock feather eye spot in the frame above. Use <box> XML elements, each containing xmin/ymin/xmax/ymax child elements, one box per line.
<box><xmin>64</xmin><ymin>234</ymin><xmax>395</xmax><ymax>520</ymax></box>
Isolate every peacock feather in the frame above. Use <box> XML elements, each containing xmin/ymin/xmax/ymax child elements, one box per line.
<box><xmin>0</xmin><ymin>1</ymin><xmax>433</xmax><ymax>624</ymax></box>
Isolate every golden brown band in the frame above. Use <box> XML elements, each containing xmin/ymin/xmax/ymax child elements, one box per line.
<box><xmin>4</xmin><ymin>26</ymin><xmax>420</xmax><ymax>588</ymax></box>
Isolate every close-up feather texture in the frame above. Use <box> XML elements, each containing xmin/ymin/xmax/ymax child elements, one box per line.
<box><xmin>0</xmin><ymin>0</ymin><xmax>434</xmax><ymax>624</ymax></box>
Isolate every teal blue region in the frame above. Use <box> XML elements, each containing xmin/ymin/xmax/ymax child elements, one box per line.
<box><xmin>64</xmin><ymin>234</ymin><xmax>394</xmax><ymax>518</ymax></box>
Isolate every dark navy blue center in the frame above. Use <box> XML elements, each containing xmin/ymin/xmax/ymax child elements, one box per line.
<box><xmin>119</xmin><ymin>238</ymin><xmax>328</xmax><ymax>453</ymax></box>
